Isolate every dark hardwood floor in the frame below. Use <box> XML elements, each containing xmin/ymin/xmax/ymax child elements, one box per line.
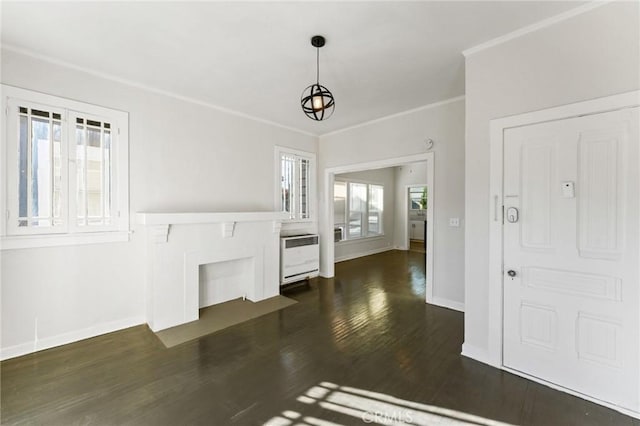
<box><xmin>2</xmin><ymin>250</ymin><xmax>638</xmax><ymax>425</ymax></box>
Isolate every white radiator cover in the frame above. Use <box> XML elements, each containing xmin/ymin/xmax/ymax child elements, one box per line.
<box><xmin>280</xmin><ymin>234</ymin><xmax>319</xmax><ymax>284</ymax></box>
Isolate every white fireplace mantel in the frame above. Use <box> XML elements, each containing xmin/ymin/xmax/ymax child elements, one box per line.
<box><xmin>137</xmin><ymin>211</ymin><xmax>289</xmax><ymax>242</ymax></box>
<box><xmin>137</xmin><ymin>211</ymin><xmax>290</xmax><ymax>226</ymax></box>
<box><xmin>137</xmin><ymin>211</ymin><xmax>289</xmax><ymax>331</ymax></box>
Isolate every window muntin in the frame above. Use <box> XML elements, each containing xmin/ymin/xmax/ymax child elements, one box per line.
<box><xmin>334</xmin><ymin>179</ymin><xmax>384</xmax><ymax>241</ymax></box>
<box><xmin>278</xmin><ymin>148</ymin><xmax>314</xmax><ymax>221</ymax></box>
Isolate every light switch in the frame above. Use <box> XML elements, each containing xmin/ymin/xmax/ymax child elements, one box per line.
<box><xmin>562</xmin><ymin>181</ymin><xmax>575</xmax><ymax>198</ymax></box>
<box><xmin>449</xmin><ymin>218</ymin><xmax>460</xmax><ymax>227</ymax></box>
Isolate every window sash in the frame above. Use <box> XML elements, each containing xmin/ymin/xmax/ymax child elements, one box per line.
<box><xmin>348</xmin><ymin>182</ymin><xmax>367</xmax><ymax>238</ymax></box>
<box><xmin>281</xmin><ymin>154</ymin><xmax>295</xmax><ymax>218</ymax></box>
<box><xmin>278</xmin><ymin>149</ymin><xmax>314</xmax><ymax>222</ymax></box>
<box><xmin>68</xmin><ymin>111</ymin><xmax>117</xmax><ymax>233</ymax></box>
<box><xmin>6</xmin><ymin>99</ymin><xmax>69</xmax><ymax>235</ymax></box>
<box><xmin>298</xmin><ymin>158</ymin><xmax>310</xmax><ymax>219</ymax></box>
<box><xmin>333</xmin><ymin>181</ymin><xmax>347</xmax><ymax>226</ymax></box>
<box><xmin>368</xmin><ymin>184</ymin><xmax>383</xmax><ymax>235</ymax></box>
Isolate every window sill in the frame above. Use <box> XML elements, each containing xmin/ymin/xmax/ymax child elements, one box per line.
<box><xmin>1</xmin><ymin>231</ymin><xmax>130</xmax><ymax>251</ymax></box>
<box><xmin>336</xmin><ymin>235</ymin><xmax>385</xmax><ymax>245</ymax></box>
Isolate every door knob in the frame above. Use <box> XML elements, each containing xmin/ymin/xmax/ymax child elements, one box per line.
<box><xmin>507</xmin><ymin>270</ymin><xmax>517</xmax><ymax>278</ymax></box>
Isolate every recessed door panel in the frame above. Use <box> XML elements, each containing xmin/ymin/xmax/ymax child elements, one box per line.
<box><xmin>520</xmin><ymin>302</ymin><xmax>557</xmax><ymax>351</ymax></box>
<box><xmin>576</xmin><ymin>312</ymin><xmax>621</xmax><ymax>368</ymax></box>
<box><xmin>578</xmin><ymin>130</ymin><xmax>625</xmax><ymax>260</ymax></box>
<box><xmin>520</xmin><ymin>142</ymin><xmax>554</xmax><ymax>250</ymax></box>
<box><xmin>522</xmin><ymin>267</ymin><xmax>621</xmax><ymax>301</ymax></box>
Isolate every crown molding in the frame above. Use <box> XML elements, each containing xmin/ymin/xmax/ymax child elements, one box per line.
<box><xmin>1</xmin><ymin>44</ymin><xmax>318</xmax><ymax>138</ymax></box>
<box><xmin>2</xmin><ymin>44</ymin><xmax>466</xmax><ymax>140</ymax></box>
<box><xmin>462</xmin><ymin>0</ymin><xmax>612</xmax><ymax>58</ymax></box>
<box><xmin>319</xmin><ymin>95</ymin><xmax>465</xmax><ymax>138</ymax></box>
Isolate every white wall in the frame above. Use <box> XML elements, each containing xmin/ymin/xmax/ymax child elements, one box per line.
<box><xmin>319</xmin><ymin>98</ymin><xmax>465</xmax><ymax>309</ymax></box>
<box><xmin>463</xmin><ymin>1</ymin><xmax>640</xmax><ymax>359</ymax></box>
<box><xmin>334</xmin><ymin>167</ymin><xmax>396</xmax><ymax>262</ymax></box>
<box><xmin>0</xmin><ymin>49</ymin><xmax>317</xmax><ymax>358</ymax></box>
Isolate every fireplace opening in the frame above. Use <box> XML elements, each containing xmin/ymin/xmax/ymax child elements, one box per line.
<box><xmin>198</xmin><ymin>257</ymin><xmax>255</xmax><ymax>308</ymax></box>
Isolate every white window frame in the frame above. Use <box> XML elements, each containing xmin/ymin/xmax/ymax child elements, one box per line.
<box><xmin>1</xmin><ymin>85</ymin><xmax>130</xmax><ymax>250</ymax></box>
<box><xmin>274</xmin><ymin>146</ymin><xmax>316</xmax><ymax>223</ymax></box>
<box><xmin>334</xmin><ymin>178</ymin><xmax>384</xmax><ymax>241</ymax></box>
<box><xmin>409</xmin><ymin>186</ymin><xmax>427</xmax><ymax>211</ymax></box>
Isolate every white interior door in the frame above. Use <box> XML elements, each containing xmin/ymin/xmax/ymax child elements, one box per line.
<box><xmin>502</xmin><ymin>107</ymin><xmax>640</xmax><ymax>411</ymax></box>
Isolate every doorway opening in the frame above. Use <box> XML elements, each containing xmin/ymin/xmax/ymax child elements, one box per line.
<box><xmin>407</xmin><ymin>185</ymin><xmax>428</xmax><ymax>254</ymax></box>
<box><xmin>321</xmin><ymin>152</ymin><xmax>435</xmax><ymax>304</ymax></box>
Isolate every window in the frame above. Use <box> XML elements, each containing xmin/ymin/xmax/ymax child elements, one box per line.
<box><xmin>333</xmin><ymin>181</ymin><xmax>347</xmax><ymax>239</ymax></box>
<box><xmin>368</xmin><ymin>184</ymin><xmax>383</xmax><ymax>234</ymax></box>
<box><xmin>276</xmin><ymin>147</ymin><xmax>315</xmax><ymax>221</ymax></box>
<box><xmin>1</xmin><ymin>86</ymin><xmax>129</xmax><ymax>249</ymax></box>
<box><xmin>409</xmin><ymin>186</ymin><xmax>427</xmax><ymax>210</ymax></box>
<box><xmin>348</xmin><ymin>182</ymin><xmax>367</xmax><ymax>238</ymax></box>
<box><xmin>334</xmin><ymin>180</ymin><xmax>384</xmax><ymax>240</ymax></box>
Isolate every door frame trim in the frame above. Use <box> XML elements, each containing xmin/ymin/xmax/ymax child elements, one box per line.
<box><xmin>487</xmin><ymin>90</ymin><xmax>640</xmax><ymax>371</ymax></box>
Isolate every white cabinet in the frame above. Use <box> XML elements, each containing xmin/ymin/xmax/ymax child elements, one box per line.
<box><xmin>410</xmin><ymin>220</ymin><xmax>425</xmax><ymax>240</ymax></box>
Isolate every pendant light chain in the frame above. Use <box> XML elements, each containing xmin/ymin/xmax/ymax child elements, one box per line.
<box><xmin>316</xmin><ymin>47</ymin><xmax>320</xmax><ymax>85</ymax></box>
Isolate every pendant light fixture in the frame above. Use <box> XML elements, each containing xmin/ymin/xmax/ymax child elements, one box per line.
<box><xmin>301</xmin><ymin>35</ymin><xmax>335</xmax><ymax>121</ymax></box>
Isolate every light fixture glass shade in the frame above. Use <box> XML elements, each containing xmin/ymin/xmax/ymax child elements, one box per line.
<box><xmin>301</xmin><ymin>83</ymin><xmax>335</xmax><ymax>121</ymax></box>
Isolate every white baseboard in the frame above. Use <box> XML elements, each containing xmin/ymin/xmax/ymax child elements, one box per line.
<box><xmin>334</xmin><ymin>246</ymin><xmax>394</xmax><ymax>263</ymax></box>
<box><xmin>428</xmin><ymin>296</ymin><xmax>464</xmax><ymax>312</ymax></box>
<box><xmin>1</xmin><ymin>315</ymin><xmax>145</xmax><ymax>361</ymax></box>
<box><xmin>461</xmin><ymin>342</ymin><xmax>495</xmax><ymax>366</ymax></box>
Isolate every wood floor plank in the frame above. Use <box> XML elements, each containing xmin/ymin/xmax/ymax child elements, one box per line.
<box><xmin>1</xmin><ymin>250</ymin><xmax>636</xmax><ymax>425</ymax></box>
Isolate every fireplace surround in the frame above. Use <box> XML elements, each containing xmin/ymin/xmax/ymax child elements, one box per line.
<box><xmin>137</xmin><ymin>211</ymin><xmax>289</xmax><ymax>331</ymax></box>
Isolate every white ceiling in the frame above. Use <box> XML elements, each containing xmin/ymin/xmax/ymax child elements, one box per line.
<box><xmin>1</xmin><ymin>1</ymin><xmax>583</xmax><ymax>135</ymax></box>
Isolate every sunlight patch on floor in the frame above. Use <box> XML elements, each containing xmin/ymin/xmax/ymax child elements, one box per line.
<box><xmin>264</xmin><ymin>381</ymin><xmax>514</xmax><ymax>426</ymax></box>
